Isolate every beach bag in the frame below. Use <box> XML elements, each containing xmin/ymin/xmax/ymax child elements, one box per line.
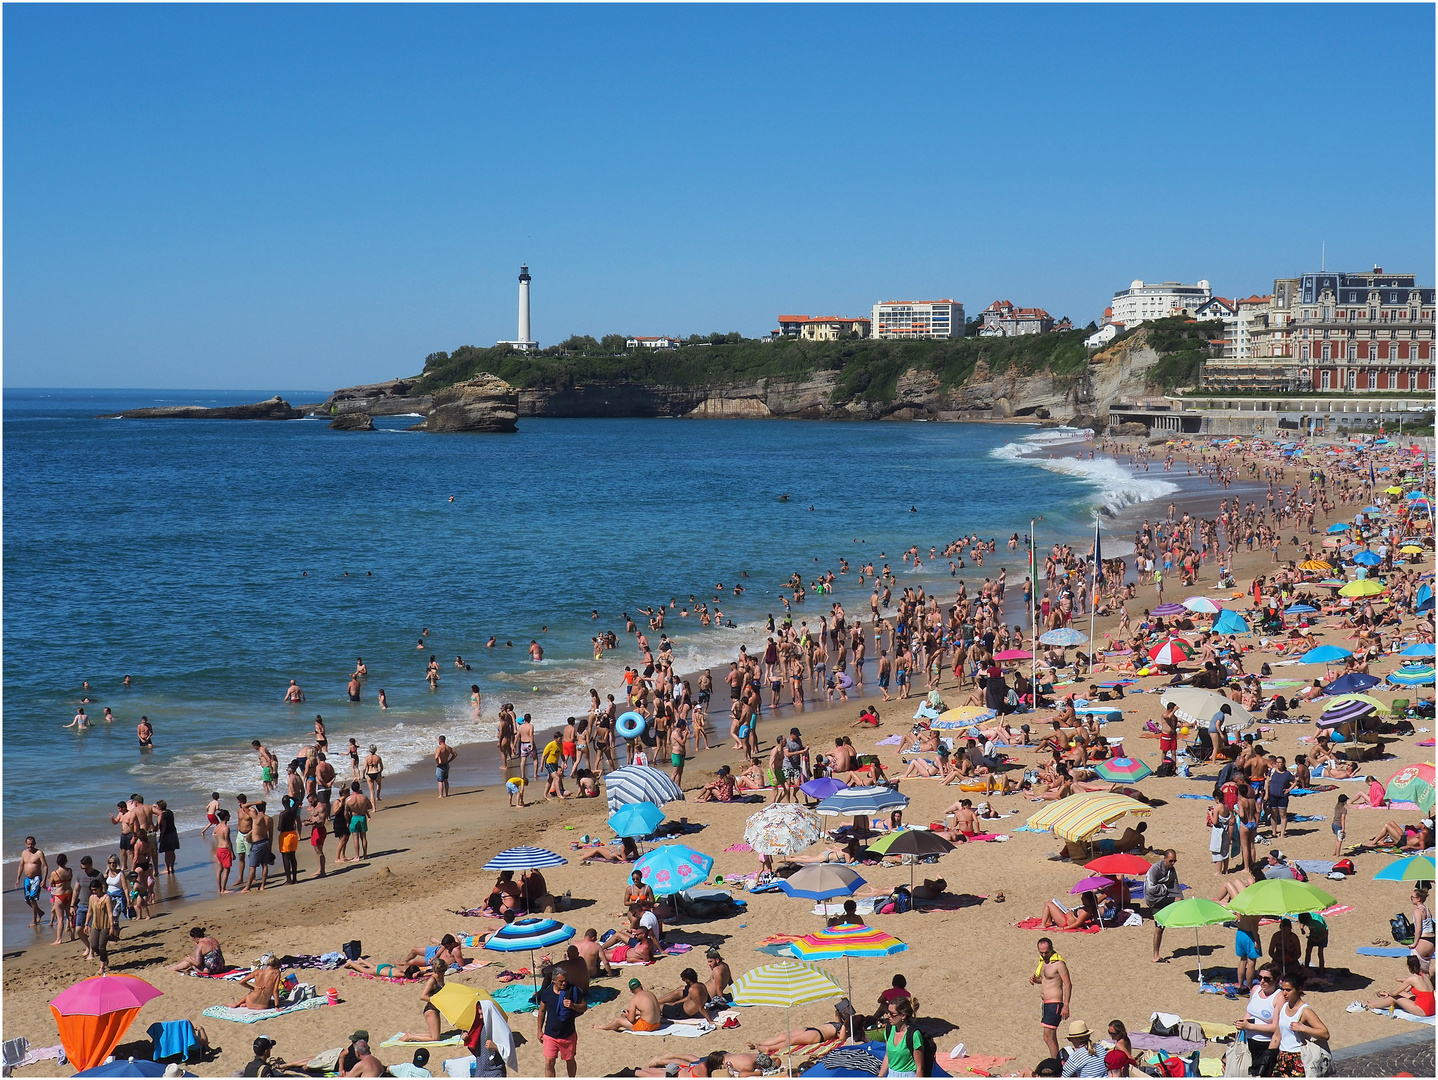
<box><xmin>1155</xmin><ymin>1057</ymin><xmax>1185</xmax><ymax>1077</ymax></box>
<box><xmin>1299</xmin><ymin>1040</ymin><xmax>1332</xmax><ymax>1077</ymax></box>
<box><xmin>1155</xmin><ymin>760</ymin><xmax>1177</xmax><ymax>778</ymax></box>
<box><xmin>1176</xmin><ymin>1021</ymin><xmax>1204</xmax><ymax>1044</ymax></box>
<box><xmin>1391</xmin><ymin>912</ymin><xmax>1415</xmax><ymax>944</ymax></box>
<box><xmin>342</xmin><ymin>940</ymin><xmax>362</xmax><ymax>961</ymax></box>
<box><xmin>1332</xmin><ymin>859</ymin><xmax>1355</xmax><ymax>876</ymax></box>
<box><xmin>1222</xmin><ymin>1037</ymin><xmax>1252</xmax><ymax>1077</ymax></box>
<box><xmin>1148</xmin><ymin>1012</ymin><xmax>1182</xmax><ymax>1037</ymax></box>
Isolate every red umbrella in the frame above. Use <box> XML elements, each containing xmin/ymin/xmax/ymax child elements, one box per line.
<box><xmin>51</xmin><ymin>975</ymin><xmax>163</xmax><ymax>1071</ymax></box>
<box><xmin>1084</xmin><ymin>853</ymin><xmax>1152</xmax><ymax>910</ymax></box>
<box><xmin>1147</xmin><ymin>638</ymin><xmax>1192</xmax><ymax>666</ymax></box>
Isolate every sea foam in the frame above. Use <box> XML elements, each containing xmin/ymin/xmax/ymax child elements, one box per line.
<box><xmin>989</xmin><ymin>429</ymin><xmax>1178</xmax><ymax>514</ymax></box>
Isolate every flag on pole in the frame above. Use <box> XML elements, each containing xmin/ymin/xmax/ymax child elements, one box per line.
<box><xmin>1092</xmin><ymin>519</ymin><xmax>1104</xmax><ymax>585</ymax></box>
<box><xmin>1369</xmin><ymin>459</ymin><xmax>1376</xmax><ymax>488</ymax></box>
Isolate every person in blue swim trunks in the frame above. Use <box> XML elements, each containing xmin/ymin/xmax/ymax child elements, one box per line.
<box><xmin>1234</xmin><ymin>912</ymin><xmax>1263</xmax><ymax>991</ymax></box>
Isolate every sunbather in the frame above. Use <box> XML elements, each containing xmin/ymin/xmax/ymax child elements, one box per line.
<box><xmin>238</xmin><ymin>956</ymin><xmax>284</xmax><ymax>1010</ymax></box>
<box><xmin>1040</xmin><ymin>891</ymin><xmax>1099</xmax><ymax>930</ymax></box>
<box><xmin>1364</xmin><ymin>957</ymin><xmax>1436</xmax><ymax>1017</ymax></box>
<box><xmin>1368</xmin><ymin>820</ymin><xmax>1435</xmax><ymax>850</ymax></box>
<box><xmin>747</xmin><ymin>999</ymin><xmax>856</xmax><ymax>1054</ymax></box>
<box><xmin>635</xmin><ymin>1051</ymin><xmax>731</xmax><ymax>1077</ymax></box>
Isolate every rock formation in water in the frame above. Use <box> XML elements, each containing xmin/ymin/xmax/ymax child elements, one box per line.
<box><xmin>328</xmin><ymin>411</ymin><xmax>375</xmax><ymax>430</ymax></box>
<box><xmin>415</xmin><ymin>374</ymin><xmax>519</xmax><ymax>433</ymax></box>
<box><xmin>100</xmin><ymin>396</ymin><xmax>305</xmax><ymax>420</ymax></box>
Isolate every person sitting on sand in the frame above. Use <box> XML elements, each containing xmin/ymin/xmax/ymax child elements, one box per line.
<box><xmin>594</xmin><ymin>977</ymin><xmax>663</xmax><ymax>1032</ymax></box>
<box><xmin>696</xmin><ymin>766</ymin><xmax>736</xmax><ymax>803</ymax></box>
<box><xmin>734</xmin><ymin>758</ymin><xmax>767</xmax><ymax>792</ymax></box>
<box><xmin>748</xmin><ymin>999</ymin><xmax>857</xmax><ymax>1055</ymax></box>
<box><xmin>396</xmin><ymin>934</ymin><xmax>467</xmax><ymax>972</ymax></box>
<box><xmin>899</xmin><ymin>757</ymin><xmax>940</xmax><ymax>779</ymax></box>
<box><xmin>827</xmin><ymin>899</ymin><xmax>864</xmax><ymax>928</ymax></box>
<box><xmin>602</xmin><ymin>925</ymin><xmax>657</xmax><ymax>966</ymax></box>
<box><xmin>656</xmin><ymin>967</ymin><xmax>713</xmax><ymax>1021</ymax></box>
<box><xmin>943</xmin><ymin>799</ymin><xmax>980</xmax><ymax>837</ymax></box>
<box><xmin>1364</xmin><ymin>956</ymin><xmax>1436</xmax><ymax>1017</ymax></box>
<box><xmin>485</xmin><ymin>871</ymin><xmax>521</xmax><ymax>915</ymax></box>
<box><xmin>395</xmin><ymin>957</ymin><xmax>448</xmax><ymax>1042</ymax></box>
<box><xmin>1368</xmin><ymin>820</ymin><xmax>1435</xmax><ymax>851</ymax></box>
<box><xmin>851</xmin><ymin>706</ymin><xmax>881</xmax><ymax>728</ymax></box>
<box><xmin>903</xmin><ymin>726</ymin><xmax>940</xmax><ymax>754</ymax></box>
<box><xmin>1040</xmin><ymin>890</ymin><xmax>1099</xmax><ymax>931</ymax></box>
<box><xmin>1350</xmin><ymin>776</ymin><xmax>1387</xmax><ymax>807</ymax></box>
<box><xmin>239</xmin><ymin>956</ymin><xmax>284</xmax><ymax>1010</ymax></box>
<box><xmin>1215</xmin><ymin>870</ymin><xmax>1257</xmax><ymax>904</ymax></box>
<box><xmin>1031</xmin><ymin>764</ymin><xmax>1075</xmax><ymax>802</ymax></box>
<box><xmin>170</xmin><ymin>926</ymin><xmax>226</xmax><ymax>975</ymax></box>
<box><xmin>911</xmin><ymin>877</ymin><xmax>946</xmax><ymax>902</ymax></box>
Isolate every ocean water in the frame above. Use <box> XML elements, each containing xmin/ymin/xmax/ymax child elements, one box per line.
<box><xmin>2</xmin><ymin>390</ymin><xmax>1173</xmax><ymax>857</ymax></box>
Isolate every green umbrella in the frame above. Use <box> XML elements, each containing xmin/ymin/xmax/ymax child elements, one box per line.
<box><xmin>1154</xmin><ymin>897</ymin><xmax>1234</xmax><ymax>987</ymax></box>
<box><xmin>1226</xmin><ymin>879</ymin><xmax>1336</xmax><ymax>979</ymax></box>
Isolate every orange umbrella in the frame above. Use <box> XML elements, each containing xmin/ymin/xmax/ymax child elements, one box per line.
<box><xmin>50</xmin><ymin>974</ymin><xmax>162</xmax><ymax>1071</ymax></box>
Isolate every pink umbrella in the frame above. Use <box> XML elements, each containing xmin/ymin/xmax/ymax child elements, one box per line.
<box><xmin>994</xmin><ymin>649</ymin><xmax>1032</xmax><ymax>661</ymax></box>
<box><xmin>1071</xmin><ymin>875</ymin><xmax>1113</xmax><ymax>894</ymax></box>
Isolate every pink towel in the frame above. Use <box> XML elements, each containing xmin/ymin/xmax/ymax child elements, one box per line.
<box><xmin>933</xmin><ymin>1054</ymin><xmax>1016</xmax><ymax>1076</ymax></box>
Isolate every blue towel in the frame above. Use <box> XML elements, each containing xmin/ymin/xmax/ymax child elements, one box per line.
<box><xmin>1289</xmin><ymin>814</ymin><xmax>1327</xmax><ymax>823</ymax></box>
<box><xmin>1178</xmin><ymin>793</ymin><xmax>1212</xmax><ymax>800</ymax></box>
<box><xmin>1294</xmin><ymin>860</ymin><xmax>1335</xmax><ymax>875</ymax></box>
<box><xmin>148</xmin><ymin>1020</ymin><xmax>197</xmax><ymax>1061</ymax></box>
<box><xmin>1356</xmin><ymin>946</ymin><xmax>1412</xmax><ymax>957</ymax></box>
<box><xmin>490</xmin><ymin>983</ymin><xmax>617</xmax><ymax>1015</ymax></box>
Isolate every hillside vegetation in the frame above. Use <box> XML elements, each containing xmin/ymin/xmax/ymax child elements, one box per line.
<box><xmin>414</xmin><ymin>330</ymin><xmax>1095</xmax><ymax>404</ymax></box>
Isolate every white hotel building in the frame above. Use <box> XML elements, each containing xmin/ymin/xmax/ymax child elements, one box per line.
<box><xmin>1106</xmin><ymin>280</ymin><xmax>1212</xmax><ymax>328</ymax></box>
<box><xmin>870</xmin><ymin>299</ymin><xmax>964</xmax><ymax>340</ymax></box>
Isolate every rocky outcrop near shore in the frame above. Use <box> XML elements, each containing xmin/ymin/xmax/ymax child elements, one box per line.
<box><xmin>328</xmin><ymin>411</ymin><xmax>375</xmax><ymax>430</ymax></box>
<box><xmin>100</xmin><ymin>396</ymin><xmax>305</xmax><ymax>420</ymax></box>
<box><xmin>416</xmin><ymin>374</ymin><xmax>519</xmax><ymax>433</ymax></box>
<box><xmin>318</xmin><ymin>376</ymin><xmax>432</xmax><ymax>417</ymax></box>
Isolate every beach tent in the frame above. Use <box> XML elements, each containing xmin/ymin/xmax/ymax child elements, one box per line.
<box><xmin>603</xmin><ymin>765</ymin><xmax>685</xmax><ymax>815</ymax></box>
<box><xmin>1027</xmin><ymin>792</ymin><xmax>1151</xmax><ymax>844</ymax></box>
<box><xmin>731</xmin><ymin>961</ymin><xmax>845</xmax><ymax>1077</ymax></box>
<box><xmin>1384</xmin><ymin>763</ymin><xmax>1436</xmax><ymax>814</ymax></box>
<box><xmin>1213</xmin><ymin>610</ymin><xmax>1251</xmax><ymax>635</ymax></box>
<box><xmin>50</xmin><ymin>976</ymin><xmax>162</xmax><ymax>1073</ymax></box>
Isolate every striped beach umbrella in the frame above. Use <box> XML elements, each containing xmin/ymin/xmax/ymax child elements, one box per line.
<box><xmin>1297</xmin><ymin>560</ymin><xmax>1333</xmax><ymax>572</ymax></box>
<box><xmin>633</xmin><ymin>843</ymin><xmax>714</xmax><ymax>895</ymax></box>
<box><xmin>1326</xmin><ymin>693</ymin><xmax>1386</xmax><ymax>710</ymax></box>
<box><xmin>608</xmin><ymin>801</ymin><xmax>666</xmax><ymax>839</ymax></box>
<box><xmin>1374</xmin><ymin>854</ymin><xmax>1437</xmax><ymax>882</ymax></box>
<box><xmin>932</xmin><ymin>705</ymin><xmax>996</xmax><ymax>729</ymax></box>
<box><xmin>482</xmin><ymin>846</ymin><xmax>569</xmax><ymax>872</ymax></box>
<box><xmin>1039</xmin><ymin>628</ymin><xmax>1088</xmax><ymax>646</ymax></box>
<box><xmin>1182</xmin><ymin>597</ymin><xmax>1221</xmax><ymax>614</ymax></box>
<box><xmin>1151</xmin><ymin>603</ymin><xmax>1188</xmax><ymax>618</ymax></box>
<box><xmin>1284</xmin><ymin>604</ymin><xmax>1318</xmax><ymax>614</ymax></box>
<box><xmin>603</xmin><ymin>764</ymin><xmax>685</xmax><ymax>815</ymax></box>
<box><xmin>732</xmin><ymin>961</ymin><xmax>846</xmax><ymax>1074</ymax></box>
<box><xmin>1384</xmin><ymin>763</ymin><xmax>1435</xmax><ymax>814</ymax></box>
<box><xmin>790</xmin><ymin>925</ymin><xmax>906</xmax><ymax>1004</ymax></box>
<box><xmin>744</xmin><ymin>803</ymin><xmax>823</xmax><ymax>857</ymax></box>
<box><xmin>1300</xmin><ymin>644</ymin><xmax>1351</xmax><ymax>664</ymax></box>
<box><xmin>1147</xmin><ymin>638</ymin><xmax>1192</xmax><ymax>666</ymax></box>
<box><xmin>482</xmin><ymin>916</ymin><xmax>577</xmax><ymax>996</ymax></box>
<box><xmin>1093</xmin><ymin>757</ymin><xmax>1153</xmax><ymax>783</ymax></box>
<box><xmin>1388</xmin><ymin>664</ymin><xmax>1436</xmax><ymax>688</ymax></box>
<box><xmin>1026</xmin><ymin>792</ymin><xmax>1152</xmax><ymax>843</ymax></box>
<box><xmin>1318</xmin><ymin>700</ymin><xmax>1375</xmax><ymax>729</ymax></box>
<box><xmin>776</xmin><ymin>863</ymin><xmax>866</xmax><ymax>901</ymax></box>
<box><xmin>814</xmin><ymin>785</ymin><xmax>909</xmax><ymax>818</ymax></box>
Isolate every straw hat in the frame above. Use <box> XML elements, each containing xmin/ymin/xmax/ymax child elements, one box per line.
<box><xmin>1066</xmin><ymin>1019</ymin><xmax>1092</xmax><ymax>1040</ymax></box>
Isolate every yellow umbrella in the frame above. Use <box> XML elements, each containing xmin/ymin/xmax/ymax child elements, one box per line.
<box><xmin>1401</xmin><ymin>545</ymin><xmax>1424</xmax><ymax>554</ymax></box>
<box><xmin>1298</xmin><ymin>560</ymin><xmax>1333</xmax><ymax>571</ymax></box>
<box><xmin>1326</xmin><ymin>693</ymin><xmax>1387</xmax><ymax>710</ymax></box>
<box><xmin>1026</xmin><ymin>792</ymin><xmax>1152</xmax><ymax>843</ymax></box>
<box><xmin>429</xmin><ymin>983</ymin><xmax>502</xmax><ymax>1030</ymax></box>
<box><xmin>935</xmin><ymin>705</ymin><xmax>996</xmax><ymax>726</ymax></box>
<box><xmin>1339</xmin><ymin>580</ymin><xmax>1385</xmax><ymax>597</ymax></box>
<box><xmin>1385</xmin><ymin>486</ymin><xmax>1404</xmax><ymax>495</ymax></box>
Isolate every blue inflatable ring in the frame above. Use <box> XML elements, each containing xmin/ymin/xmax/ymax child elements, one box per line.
<box><xmin>616</xmin><ymin>711</ymin><xmax>646</xmax><ymax>739</ymax></box>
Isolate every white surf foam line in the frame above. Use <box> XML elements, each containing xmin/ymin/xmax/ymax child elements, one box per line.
<box><xmin>989</xmin><ymin>431</ymin><xmax>1178</xmax><ymax>515</ymax></box>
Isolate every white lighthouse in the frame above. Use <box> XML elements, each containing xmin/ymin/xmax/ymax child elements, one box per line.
<box><xmin>498</xmin><ymin>264</ymin><xmax>538</xmax><ymax>351</ymax></box>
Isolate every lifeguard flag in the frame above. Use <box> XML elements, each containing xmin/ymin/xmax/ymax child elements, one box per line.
<box><xmin>1093</xmin><ymin>519</ymin><xmax>1104</xmax><ymax>584</ymax></box>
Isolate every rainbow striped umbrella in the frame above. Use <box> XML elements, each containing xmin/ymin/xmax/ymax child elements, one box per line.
<box><xmin>789</xmin><ymin>924</ymin><xmax>907</xmax><ymax>1003</ymax></box>
<box><xmin>1147</xmin><ymin>638</ymin><xmax>1192</xmax><ymax>666</ymax></box>
<box><xmin>1027</xmin><ymin>792</ymin><xmax>1152</xmax><ymax>843</ymax></box>
<box><xmin>1093</xmin><ymin>757</ymin><xmax>1153</xmax><ymax>783</ymax></box>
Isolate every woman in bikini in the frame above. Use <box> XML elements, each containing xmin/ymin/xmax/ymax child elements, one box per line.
<box><xmin>364</xmin><ymin>746</ymin><xmax>384</xmax><ymax>804</ymax></box>
<box><xmin>1364</xmin><ymin>956</ymin><xmax>1435</xmax><ymax>1017</ymax></box>
<box><xmin>748</xmin><ymin>999</ymin><xmax>857</xmax><ymax>1055</ymax></box>
<box><xmin>397</xmin><ymin>958</ymin><xmax>448</xmax><ymax>1042</ymax></box>
<box><xmin>1040</xmin><ymin>890</ymin><xmax>1100</xmax><ymax>931</ymax></box>
<box><xmin>345</xmin><ymin>956</ymin><xmax>425</xmax><ymax>980</ymax></box>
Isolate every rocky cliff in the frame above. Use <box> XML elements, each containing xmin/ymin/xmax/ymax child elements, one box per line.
<box><xmin>100</xmin><ymin>396</ymin><xmax>305</xmax><ymax>420</ymax></box>
<box><xmin>328</xmin><ymin>411</ymin><xmax>375</xmax><ymax>430</ymax></box>
<box><xmin>324</xmin><ymin>330</ymin><xmax>1170</xmax><ymax>430</ymax></box>
<box><xmin>416</xmin><ymin>374</ymin><xmax>519</xmax><ymax>433</ymax></box>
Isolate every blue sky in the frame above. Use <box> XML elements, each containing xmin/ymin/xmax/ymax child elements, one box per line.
<box><xmin>5</xmin><ymin>3</ymin><xmax>1434</xmax><ymax>391</ymax></box>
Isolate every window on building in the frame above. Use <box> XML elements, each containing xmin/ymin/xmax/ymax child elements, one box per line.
<box><xmin>1410</xmin><ymin>372</ymin><xmax>1419</xmax><ymax>391</ymax></box>
<box><xmin>1301</xmin><ymin>344</ymin><xmax>1310</xmax><ymax>361</ymax></box>
<box><xmin>1321</xmin><ymin>343</ymin><xmax>1330</xmax><ymax>360</ymax></box>
<box><xmin>1367</xmin><ymin>372</ymin><xmax>1377</xmax><ymax>389</ymax></box>
<box><xmin>1347</xmin><ymin>344</ymin><xmax>1356</xmax><ymax>360</ymax></box>
<box><xmin>1320</xmin><ymin>370</ymin><xmax>1331</xmax><ymax>389</ymax></box>
<box><xmin>1389</xmin><ymin>372</ymin><xmax>1399</xmax><ymax>389</ymax></box>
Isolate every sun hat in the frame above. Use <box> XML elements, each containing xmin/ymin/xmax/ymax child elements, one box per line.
<box><xmin>348</xmin><ymin>1030</ymin><xmax>370</xmax><ymax>1044</ymax></box>
<box><xmin>1066</xmin><ymin>1019</ymin><xmax>1092</xmax><ymax>1040</ymax></box>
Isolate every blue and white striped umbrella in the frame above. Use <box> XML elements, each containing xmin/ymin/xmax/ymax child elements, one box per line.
<box><xmin>482</xmin><ymin>846</ymin><xmax>569</xmax><ymax>871</ymax></box>
<box><xmin>482</xmin><ymin>916</ymin><xmax>577</xmax><ymax>953</ymax></box>
<box><xmin>814</xmin><ymin>785</ymin><xmax>909</xmax><ymax>818</ymax></box>
<box><xmin>1388</xmin><ymin>664</ymin><xmax>1436</xmax><ymax>687</ymax></box>
<box><xmin>1039</xmin><ymin>628</ymin><xmax>1088</xmax><ymax>646</ymax></box>
<box><xmin>603</xmin><ymin>764</ymin><xmax>685</xmax><ymax>815</ymax></box>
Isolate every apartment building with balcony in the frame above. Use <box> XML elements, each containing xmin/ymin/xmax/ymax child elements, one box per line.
<box><xmin>870</xmin><ymin>299</ymin><xmax>964</xmax><ymax>340</ymax></box>
<box><xmin>1109</xmin><ymin>279</ymin><xmax>1212</xmax><ymax>327</ymax></box>
<box><xmin>774</xmin><ymin>315</ymin><xmax>871</xmax><ymax>340</ymax></box>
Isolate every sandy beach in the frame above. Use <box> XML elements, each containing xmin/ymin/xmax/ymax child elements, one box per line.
<box><xmin>3</xmin><ymin>437</ymin><xmax>1433</xmax><ymax>1078</ymax></box>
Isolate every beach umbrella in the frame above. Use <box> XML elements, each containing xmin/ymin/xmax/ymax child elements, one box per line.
<box><xmin>50</xmin><ymin>976</ymin><xmax>163</xmax><ymax>1072</ymax></box>
<box><xmin>731</xmin><ymin>961</ymin><xmax>846</xmax><ymax>1076</ymax></box>
<box><xmin>1284</xmin><ymin>604</ymin><xmax>1318</xmax><ymax>614</ymax></box>
<box><xmin>76</xmin><ymin>1062</ymin><xmax>196</xmax><ymax>1078</ymax></box>
<box><xmin>1151</xmin><ymin>603</ymin><xmax>1188</xmax><ymax>618</ymax></box>
<box><xmin>1352</xmin><ymin>551</ymin><xmax>1382</xmax><ymax>566</ymax></box>
<box><xmin>608</xmin><ymin>802</ymin><xmax>666</xmax><ymax>839</ymax></box>
<box><xmin>1300</xmin><ymin>645</ymin><xmax>1351</xmax><ymax>664</ymax></box>
<box><xmin>1071</xmin><ymin>875</ymin><xmax>1114</xmax><ymax>893</ymax></box>
<box><xmin>603</xmin><ymin>765</ymin><xmax>685</xmax><ymax>815</ymax></box>
<box><xmin>482</xmin><ymin>846</ymin><xmax>569</xmax><ymax>871</ymax></box>
<box><xmin>1147</xmin><ymin>638</ymin><xmax>1192</xmax><ymax>666</ymax></box>
<box><xmin>1160</xmin><ymin>687</ymin><xmax>1254</xmax><ymax>731</ymax></box>
<box><xmin>1093</xmin><ymin>757</ymin><xmax>1153</xmax><ymax>783</ymax></box>
<box><xmin>1297</xmin><ymin>561</ymin><xmax>1333</xmax><ymax>572</ymax></box>
<box><xmin>864</xmin><ymin>829</ymin><xmax>955</xmax><ymax>890</ymax></box>
<box><xmin>744</xmin><ymin>803</ymin><xmax>823</xmax><ymax>857</ymax></box>
<box><xmin>1400</xmin><ymin>545</ymin><xmax>1426</xmax><ymax>556</ymax></box>
<box><xmin>1317</xmin><ymin>700</ymin><xmax>1374</xmax><ymax>730</ymax></box>
<box><xmin>1182</xmin><ymin>597</ymin><xmax>1221</xmax><ymax>614</ymax></box>
<box><xmin>932</xmin><ymin>705</ymin><xmax>996</xmax><ymax>729</ymax></box>
<box><xmin>1084</xmin><ymin>852</ymin><xmax>1152</xmax><ymax>908</ymax></box>
<box><xmin>1374</xmin><ymin>854</ymin><xmax>1438</xmax><ymax>882</ymax></box>
<box><xmin>1388</xmin><ymin>664</ymin><xmax>1436</xmax><ymax>688</ymax></box>
<box><xmin>484</xmin><ymin>916</ymin><xmax>576</xmax><ymax>998</ymax></box>
<box><xmin>1417</xmin><ymin>584</ymin><xmax>1434</xmax><ymax>612</ymax></box>
<box><xmin>1039</xmin><ymin>628</ymin><xmax>1088</xmax><ymax>646</ymax></box>
<box><xmin>1339</xmin><ymin>580</ymin><xmax>1385</xmax><ymax>597</ymax></box>
<box><xmin>1326</xmin><ymin>693</ymin><xmax>1386</xmax><ymax>710</ymax></box>
<box><xmin>1400</xmin><ymin>642</ymin><xmax>1437</xmax><ymax>657</ymax></box>
<box><xmin>799</xmin><ymin>777</ymin><xmax>850</xmax><ymax>801</ymax></box>
<box><xmin>814</xmin><ymin>785</ymin><xmax>909</xmax><ymax>818</ymax></box>
<box><xmin>1154</xmin><ymin>897</ymin><xmax>1238</xmax><ymax>987</ymax></box>
<box><xmin>1226</xmin><ymin>880</ymin><xmax>1337</xmax><ymax>975</ymax></box>
<box><xmin>790</xmin><ymin>924</ymin><xmax>906</xmax><ymax>1007</ymax></box>
<box><xmin>1213</xmin><ymin>610</ymin><xmax>1251</xmax><ymax>635</ymax></box>
<box><xmin>776</xmin><ymin>863</ymin><xmax>866</xmax><ymax>901</ymax></box>
<box><xmin>994</xmin><ymin>648</ymin><xmax>1032</xmax><ymax>661</ymax></box>
<box><xmin>1026</xmin><ymin>792</ymin><xmax>1151</xmax><ymax>844</ymax></box>
<box><xmin>1384</xmin><ymin>763</ymin><xmax>1436</xmax><ymax>814</ymax></box>
<box><xmin>1326</xmin><ymin>523</ymin><xmax>1351</xmax><ymax>534</ymax></box>
<box><xmin>429</xmin><ymin>983</ymin><xmax>502</xmax><ymax>1031</ymax></box>
<box><xmin>633</xmin><ymin>843</ymin><xmax>714</xmax><ymax>895</ymax></box>
<box><xmin>1322</xmin><ymin>673</ymin><xmax>1380</xmax><ymax>695</ymax></box>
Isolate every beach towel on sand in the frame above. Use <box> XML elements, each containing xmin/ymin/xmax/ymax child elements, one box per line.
<box><xmin>380</xmin><ymin>1033</ymin><xmax>465</xmax><ymax>1048</ymax></box>
<box><xmin>1356</xmin><ymin>946</ymin><xmax>1411</xmax><ymax>957</ymax></box>
<box><xmin>1014</xmin><ymin>916</ymin><xmax>1099</xmax><ymax>934</ymax></box>
<box><xmin>490</xmin><ymin>983</ymin><xmax>617</xmax><ymax>1015</ymax></box>
<box><xmin>624</xmin><ymin>1020</ymin><xmax>715</xmax><ymax>1037</ymax></box>
<box><xmin>202</xmin><ymin>997</ymin><xmax>328</xmax><ymax>1023</ymax></box>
